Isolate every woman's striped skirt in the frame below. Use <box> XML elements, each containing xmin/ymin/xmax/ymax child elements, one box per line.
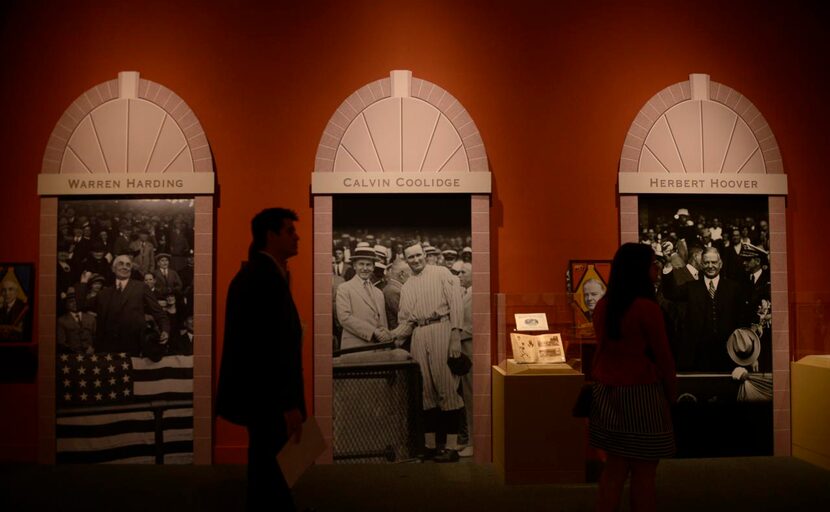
<box><xmin>589</xmin><ymin>382</ymin><xmax>675</xmax><ymax>460</ymax></box>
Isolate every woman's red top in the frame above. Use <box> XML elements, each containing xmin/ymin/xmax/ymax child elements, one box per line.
<box><xmin>591</xmin><ymin>297</ymin><xmax>677</xmax><ymax>400</ymax></box>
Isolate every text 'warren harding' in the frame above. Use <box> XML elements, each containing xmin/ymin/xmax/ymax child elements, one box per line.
<box><xmin>67</xmin><ymin>178</ymin><xmax>185</xmax><ymax>190</ymax></box>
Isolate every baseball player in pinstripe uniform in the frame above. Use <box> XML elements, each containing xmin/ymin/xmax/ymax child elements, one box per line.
<box><xmin>393</xmin><ymin>241</ymin><xmax>465</xmax><ymax>462</ymax></box>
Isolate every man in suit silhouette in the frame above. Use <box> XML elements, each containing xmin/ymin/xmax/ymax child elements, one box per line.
<box><xmin>216</xmin><ymin>208</ymin><xmax>305</xmax><ymax>512</ymax></box>
<box><xmin>76</xmin><ymin>254</ymin><xmax>169</xmax><ymax>356</ymax></box>
<box><xmin>663</xmin><ymin>247</ymin><xmax>748</xmax><ymax>372</ymax></box>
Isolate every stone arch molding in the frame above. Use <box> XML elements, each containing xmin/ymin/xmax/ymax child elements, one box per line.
<box><xmin>39</xmin><ymin>71</ymin><xmax>214</xmax><ymax>194</ymax></box>
<box><xmin>617</xmin><ymin>73</ymin><xmax>790</xmax><ymax>456</ymax></box>
<box><xmin>618</xmin><ymin>73</ymin><xmax>786</xmax><ymax>195</ymax></box>
<box><xmin>310</xmin><ymin>70</ymin><xmax>493</xmax><ymax>463</ymax></box>
<box><xmin>312</xmin><ymin>70</ymin><xmax>490</xmax><ymax>193</ymax></box>
<box><xmin>37</xmin><ymin>71</ymin><xmax>215</xmax><ymax>464</ymax></box>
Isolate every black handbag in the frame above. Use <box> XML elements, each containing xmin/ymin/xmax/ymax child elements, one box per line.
<box><xmin>572</xmin><ymin>383</ymin><xmax>594</xmax><ymax>418</ymax></box>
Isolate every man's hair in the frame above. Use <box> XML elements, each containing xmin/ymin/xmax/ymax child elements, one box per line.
<box><xmin>703</xmin><ymin>247</ymin><xmax>721</xmax><ymax>262</ymax></box>
<box><xmin>403</xmin><ymin>240</ymin><xmax>422</xmax><ymax>252</ymax></box>
<box><xmin>251</xmin><ymin>208</ymin><xmax>298</xmax><ymax>251</ymax></box>
<box><xmin>111</xmin><ymin>254</ymin><xmax>133</xmax><ymax>270</ymax></box>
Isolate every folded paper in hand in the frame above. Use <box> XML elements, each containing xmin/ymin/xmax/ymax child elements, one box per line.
<box><xmin>277</xmin><ymin>416</ymin><xmax>327</xmax><ymax>487</ymax></box>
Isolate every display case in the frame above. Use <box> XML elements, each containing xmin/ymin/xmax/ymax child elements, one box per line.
<box><xmin>492</xmin><ymin>293</ymin><xmax>589</xmax><ymax>484</ymax></box>
<box><xmin>495</xmin><ymin>293</ymin><xmax>591</xmax><ymax>375</ymax></box>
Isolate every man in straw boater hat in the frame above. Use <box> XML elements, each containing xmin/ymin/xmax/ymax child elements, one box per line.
<box><xmin>727</xmin><ymin>328</ymin><xmax>772</xmax><ymax>401</ymax></box>
<box><xmin>392</xmin><ymin>240</ymin><xmax>466</xmax><ymax>462</ymax></box>
<box><xmin>335</xmin><ymin>245</ymin><xmax>393</xmax><ymax>351</ymax></box>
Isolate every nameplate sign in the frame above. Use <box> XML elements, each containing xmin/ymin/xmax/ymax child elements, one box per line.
<box><xmin>312</xmin><ymin>172</ymin><xmax>491</xmax><ymax>194</ymax></box>
<box><xmin>38</xmin><ymin>173</ymin><xmax>215</xmax><ymax>195</ymax></box>
<box><xmin>619</xmin><ymin>173</ymin><xmax>788</xmax><ymax>195</ymax></box>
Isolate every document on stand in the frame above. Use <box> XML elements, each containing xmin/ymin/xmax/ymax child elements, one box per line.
<box><xmin>277</xmin><ymin>416</ymin><xmax>327</xmax><ymax>487</ymax></box>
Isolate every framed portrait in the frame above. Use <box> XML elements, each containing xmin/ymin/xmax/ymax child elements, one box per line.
<box><xmin>0</xmin><ymin>263</ymin><xmax>35</xmax><ymax>343</ymax></box>
<box><xmin>567</xmin><ymin>260</ymin><xmax>611</xmax><ymax>334</ymax></box>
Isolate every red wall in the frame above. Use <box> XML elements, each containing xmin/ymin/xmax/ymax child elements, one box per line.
<box><xmin>1</xmin><ymin>1</ymin><xmax>829</xmax><ymax>462</ymax></box>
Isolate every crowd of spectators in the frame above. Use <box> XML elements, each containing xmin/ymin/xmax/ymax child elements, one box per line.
<box><xmin>55</xmin><ymin>200</ymin><xmax>195</xmax><ymax>356</ymax></box>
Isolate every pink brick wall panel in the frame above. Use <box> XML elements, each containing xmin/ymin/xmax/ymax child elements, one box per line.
<box><xmin>193</xmin><ymin>356</ymin><xmax>211</xmax><ymax>377</ymax></box>
<box><xmin>314</xmin><ymin>374</ymin><xmax>332</xmax><ymax>395</ymax></box>
<box><xmin>314</xmin><ymin>355</ymin><xmax>332</xmax><ymax>375</ymax></box>
<box><xmin>367</xmin><ymin>80</ymin><xmax>383</xmax><ymax>100</ymax></box>
<box><xmin>473</xmin><ymin>231</ymin><xmax>490</xmax><ymax>250</ymax></box>
<box><xmin>620</xmin><ymin>145</ymin><xmax>641</xmax><ymax>162</ymax></box>
<box><xmin>313</xmin><ymin>212</ymin><xmax>332</xmax><ymax>234</ymax></box>
<box><xmin>410</xmin><ymin>78</ymin><xmax>424</xmax><ymax>98</ymax></box>
<box><xmin>153</xmin><ymin>87</ymin><xmax>172</xmax><ymax>110</ymax></box>
<box><xmin>314</xmin><ymin>196</ymin><xmax>333</xmax><ymax>212</ymax></box>
<box><xmin>632</xmin><ymin>113</ymin><xmax>652</xmax><ymax>133</ymax></box>
<box><xmin>343</xmin><ymin>93</ymin><xmax>364</xmax><ymax>115</ymax></box>
<box><xmin>773</xmin><ymin>408</ymin><xmax>790</xmax><ymax>431</ymax></box>
<box><xmin>453</xmin><ymin>110</ymin><xmax>473</xmax><ymax>133</ymax></box>
<box><xmin>314</xmin><ymin>334</ymin><xmax>332</xmax><ymax>356</ymax></box>
<box><xmin>194</xmin><ymin>159</ymin><xmax>213</xmax><ymax>174</ymax></box>
<box><xmin>773</xmin><ymin>370</ymin><xmax>789</xmax><ymax>391</ymax></box>
<box><xmin>313</xmin><ymin>313</ymin><xmax>333</xmax><ymax>336</ymax></box>
<box><xmin>378</xmin><ymin>78</ymin><xmax>391</xmax><ymax>97</ymax></box>
<box><xmin>473</xmin><ymin>334</ymin><xmax>491</xmax><ymax>356</ymax></box>
<box><xmin>427</xmin><ymin>86</ymin><xmax>445</xmax><ymax>107</ymax></box>
<box><xmin>470</xmin><ymin>194</ymin><xmax>490</xmax><ymax>213</ymax></box>
<box><xmin>138</xmin><ymin>79</ymin><xmax>150</xmax><ymax>98</ymax></box>
<box><xmin>468</xmin><ymin>157</ymin><xmax>488</xmax><ymax>172</ymax></box>
<box><xmin>74</xmin><ymin>95</ymin><xmax>93</xmax><ymax>115</ymax></box>
<box><xmin>774</xmin><ymin>430</ymin><xmax>791</xmax><ymax>456</ymax></box>
<box><xmin>670</xmin><ymin>83</ymin><xmax>687</xmax><ymax>103</ymax></box>
<box><xmin>465</xmin><ymin>144</ymin><xmax>486</xmax><ymax>161</ymax></box>
<box><xmin>643</xmin><ymin>100</ymin><xmax>663</xmax><ymax>122</ymax></box>
<box><xmin>624</xmin><ymin>131</ymin><xmax>645</xmax><ymax>150</ymax></box>
<box><xmin>179</xmin><ymin>112</ymin><xmax>198</xmax><ymax>131</ymax></box>
<box><xmin>619</xmin><ymin>158</ymin><xmax>638</xmax><ymax>173</ymax></box>
<box><xmin>317</xmin><ymin>146</ymin><xmax>337</xmax><ymax>163</ymax></box>
<box><xmin>457</xmin><ymin>119</ymin><xmax>478</xmax><ymax>139</ymax></box>
<box><xmin>473</xmin><ymin>413</ymin><xmax>491</xmax><ymax>436</ymax></box>
<box><xmin>356</xmin><ymin>87</ymin><xmax>374</xmax><ymax>108</ymax></box>
<box><xmin>657</xmin><ymin>90</ymin><xmax>675</xmax><ymax>111</ymax></box>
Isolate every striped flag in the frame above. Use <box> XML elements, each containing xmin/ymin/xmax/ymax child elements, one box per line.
<box><xmin>56</xmin><ymin>353</ymin><xmax>194</xmax><ymax>464</ymax></box>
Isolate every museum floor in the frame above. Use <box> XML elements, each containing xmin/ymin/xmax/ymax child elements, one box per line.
<box><xmin>2</xmin><ymin>457</ymin><xmax>828</xmax><ymax>511</ymax></box>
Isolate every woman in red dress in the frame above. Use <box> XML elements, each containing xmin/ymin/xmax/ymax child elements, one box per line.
<box><xmin>591</xmin><ymin>243</ymin><xmax>677</xmax><ymax>512</ymax></box>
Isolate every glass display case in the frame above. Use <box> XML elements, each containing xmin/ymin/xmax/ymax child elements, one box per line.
<box><xmin>495</xmin><ymin>292</ymin><xmax>593</xmax><ymax>376</ymax></box>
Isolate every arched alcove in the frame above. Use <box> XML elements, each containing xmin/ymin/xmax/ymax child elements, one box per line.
<box><xmin>37</xmin><ymin>71</ymin><xmax>215</xmax><ymax>464</ymax></box>
<box><xmin>311</xmin><ymin>70</ymin><xmax>492</xmax><ymax>463</ymax></box>
<box><xmin>618</xmin><ymin>73</ymin><xmax>789</xmax><ymax>456</ymax></box>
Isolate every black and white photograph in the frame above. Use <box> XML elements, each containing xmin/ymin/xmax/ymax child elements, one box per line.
<box><xmin>55</xmin><ymin>198</ymin><xmax>196</xmax><ymax>464</ymax></box>
<box><xmin>0</xmin><ymin>263</ymin><xmax>35</xmax><ymax>343</ymax></box>
<box><xmin>332</xmin><ymin>195</ymin><xmax>474</xmax><ymax>464</ymax></box>
<box><xmin>639</xmin><ymin>194</ymin><xmax>773</xmax><ymax>456</ymax></box>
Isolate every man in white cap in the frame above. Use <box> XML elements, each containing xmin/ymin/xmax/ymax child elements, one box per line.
<box><xmin>336</xmin><ymin>245</ymin><xmax>392</xmax><ymax>351</ymax></box>
<box><xmin>393</xmin><ymin>241</ymin><xmax>465</xmax><ymax>462</ymax></box>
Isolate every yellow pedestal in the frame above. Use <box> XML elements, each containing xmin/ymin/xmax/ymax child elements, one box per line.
<box><xmin>792</xmin><ymin>355</ymin><xmax>830</xmax><ymax>470</ymax></box>
<box><xmin>492</xmin><ymin>361</ymin><xmax>586</xmax><ymax>484</ymax></box>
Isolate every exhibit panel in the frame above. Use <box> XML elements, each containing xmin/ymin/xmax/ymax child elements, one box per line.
<box><xmin>37</xmin><ymin>72</ymin><xmax>215</xmax><ymax>464</ymax></box>
<box><xmin>311</xmin><ymin>70</ymin><xmax>492</xmax><ymax>463</ymax></box>
<box><xmin>618</xmin><ymin>73</ymin><xmax>789</xmax><ymax>456</ymax></box>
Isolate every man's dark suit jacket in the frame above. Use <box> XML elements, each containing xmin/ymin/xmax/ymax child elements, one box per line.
<box><xmin>77</xmin><ymin>280</ymin><xmax>169</xmax><ymax>355</ymax></box>
<box><xmin>663</xmin><ymin>272</ymin><xmax>748</xmax><ymax>372</ymax></box>
<box><xmin>216</xmin><ymin>251</ymin><xmax>305</xmax><ymax>428</ymax></box>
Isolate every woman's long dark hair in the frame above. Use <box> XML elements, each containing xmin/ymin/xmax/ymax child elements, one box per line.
<box><xmin>604</xmin><ymin>243</ymin><xmax>657</xmax><ymax>339</ymax></box>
